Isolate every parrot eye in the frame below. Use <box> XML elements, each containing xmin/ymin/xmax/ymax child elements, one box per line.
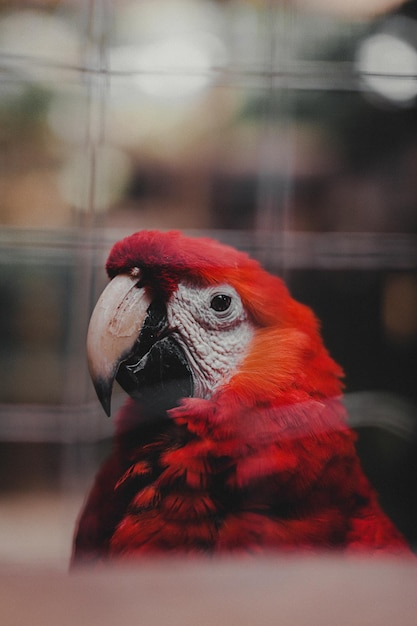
<box><xmin>210</xmin><ymin>294</ymin><xmax>232</xmax><ymax>313</ymax></box>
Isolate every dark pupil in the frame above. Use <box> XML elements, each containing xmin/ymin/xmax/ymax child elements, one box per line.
<box><xmin>210</xmin><ymin>294</ymin><xmax>232</xmax><ymax>312</ymax></box>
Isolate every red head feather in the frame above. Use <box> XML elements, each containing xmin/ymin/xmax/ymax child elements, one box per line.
<box><xmin>106</xmin><ymin>230</ymin><xmax>344</xmax><ymax>406</ymax></box>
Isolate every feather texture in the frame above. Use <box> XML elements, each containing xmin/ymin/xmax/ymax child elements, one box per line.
<box><xmin>72</xmin><ymin>231</ymin><xmax>411</xmax><ymax>563</ymax></box>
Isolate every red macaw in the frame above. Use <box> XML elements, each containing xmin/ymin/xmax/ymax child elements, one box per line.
<box><xmin>72</xmin><ymin>230</ymin><xmax>410</xmax><ymax>564</ymax></box>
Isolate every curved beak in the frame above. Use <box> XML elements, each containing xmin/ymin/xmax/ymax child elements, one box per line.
<box><xmin>86</xmin><ymin>273</ymin><xmax>151</xmax><ymax>416</ymax></box>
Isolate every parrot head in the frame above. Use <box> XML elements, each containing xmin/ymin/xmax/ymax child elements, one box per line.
<box><xmin>87</xmin><ymin>230</ymin><xmax>343</xmax><ymax>419</ymax></box>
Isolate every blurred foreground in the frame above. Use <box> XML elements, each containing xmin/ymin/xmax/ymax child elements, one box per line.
<box><xmin>1</xmin><ymin>557</ymin><xmax>417</xmax><ymax>626</ymax></box>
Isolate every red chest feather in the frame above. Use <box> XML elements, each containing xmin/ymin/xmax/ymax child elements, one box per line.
<box><xmin>75</xmin><ymin>394</ymin><xmax>410</xmax><ymax>560</ymax></box>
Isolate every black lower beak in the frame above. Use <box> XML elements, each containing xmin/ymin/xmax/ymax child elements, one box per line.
<box><xmin>116</xmin><ymin>335</ymin><xmax>193</xmax><ymax>418</ymax></box>
<box><xmin>115</xmin><ymin>298</ymin><xmax>193</xmax><ymax>418</ymax></box>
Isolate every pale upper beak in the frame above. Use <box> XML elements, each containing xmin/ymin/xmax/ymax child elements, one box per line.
<box><xmin>86</xmin><ymin>272</ymin><xmax>151</xmax><ymax>416</ymax></box>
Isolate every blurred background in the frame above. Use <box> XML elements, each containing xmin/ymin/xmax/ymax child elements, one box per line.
<box><xmin>0</xmin><ymin>0</ymin><xmax>416</xmax><ymax>568</ymax></box>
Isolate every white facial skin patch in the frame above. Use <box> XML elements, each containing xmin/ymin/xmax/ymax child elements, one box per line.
<box><xmin>167</xmin><ymin>282</ymin><xmax>256</xmax><ymax>399</ymax></box>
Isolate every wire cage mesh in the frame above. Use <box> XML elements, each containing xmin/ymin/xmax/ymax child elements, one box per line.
<box><xmin>0</xmin><ymin>0</ymin><xmax>416</xmax><ymax>568</ymax></box>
